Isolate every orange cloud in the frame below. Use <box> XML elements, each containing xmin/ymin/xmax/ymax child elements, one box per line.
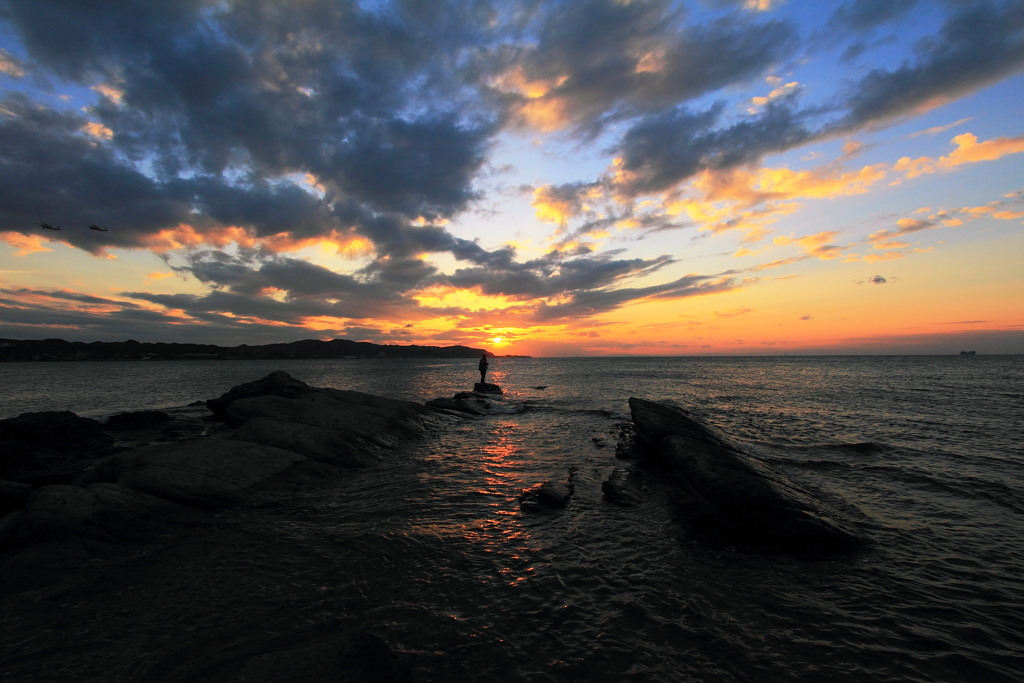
<box><xmin>140</xmin><ymin>224</ymin><xmax>258</xmax><ymax>252</ymax></box>
<box><xmin>81</xmin><ymin>121</ymin><xmax>113</xmax><ymax>140</ymax></box>
<box><xmin>908</xmin><ymin>117</ymin><xmax>973</xmax><ymax>138</ymax></box>
<box><xmin>91</xmin><ymin>83</ymin><xmax>124</xmax><ymax>105</ymax></box>
<box><xmin>867</xmin><ymin>217</ymin><xmax>936</xmax><ymax>243</ymax></box>
<box><xmin>895</xmin><ymin>132</ymin><xmax>1024</xmax><ymax>178</ymax></box>
<box><xmin>0</xmin><ymin>49</ymin><xmax>25</xmax><ymax>78</ymax></box>
<box><xmin>658</xmin><ymin>162</ymin><xmax>888</xmax><ymax>242</ymax></box>
<box><xmin>493</xmin><ymin>66</ymin><xmax>573</xmax><ymax>131</ymax></box>
<box><xmin>715</xmin><ymin>307</ymin><xmax>753</xmax><ymax>318</ymax></box>
<box><xmin>532</xmin><ymin>184</ymin><xmax>600</xmax><ymax>226</ymax></box>
<box><xmin>146</xmin><ymin>272</ymin><xmax>175</xmax><ymax>280</ymax></box>
<box><xmin>774</xmin><ymin>231</ymin><xmax>847</xmax><ymax>260</ymax></box>
<box><xmin>260</xmin><ymin>229</ymin><xmax>374</xmax><ymax>257</ymax></box>
<box><xmin>748</xmin><ymin>255</ymin><xmax>810</xmax><ymax>271</ymax></box>
<box><xmin>1</xmin><ymin>233</ymin><xmax>54</xmax><ymax>256</ymax></box>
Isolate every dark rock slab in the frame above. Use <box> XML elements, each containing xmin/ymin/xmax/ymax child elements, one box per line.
<box><xmin>0</xmin><ymin>509</ymin><xmax>22</xmax><ymax>548</ymax></box>
<box><xmin>226</xmin><ymin>391</ymin><xmax>435</xmax><ymax>448</ymax></box>
<box><xmin>104</xmin><ymin>410</ymin><xmax>172</xmax><ymax>432</ymax></box>
<box><xmin>629</xmin><ymin>397</ymin><xmax>863</xmax><ymax>556</ymax></box>
<box><xmin>206</xmin><ymin>370</ymin><xmax>317</xmax><ymax>419</ymax></box>
<box><xmin>601</xmin><ymin>468</ymin><xmax>641</xmax><ymax>507</ymax></box>
<box><xmin>0</xmin><ymin>441</ymin><xmax>65</xmax><ymax>481</ymax></box>
<box><xmin>11</xmin><ymin>462</ymin><xmax>92</xmax><ymax>486</ymax></box>
<box><xmin>228</xmin><ymin>416</ymin><xmax>381</xmax><ymax>467</ymax></box>
<box><xmin>0</xmin><ymin>479</ymin><xmax>34</xmax><ymax>514</ymax></box>
<box><xmin>473</xmin><ymin>382</ymin><xmax>503</xmax><ymax>394</ymax></box>
<box><xmin>14</xmin><ymin>483</ymin><xmax>208</xmax><ymax>545</ymax></box>
<box><xmin>1</xmin><ymin>535</ymin><xmax>92</xmax><ymax>593</ymax></box>
<box><xmin>112</xmin><ymin>439</ymin><xmax>306</xmax><ymax>510</ymax></box>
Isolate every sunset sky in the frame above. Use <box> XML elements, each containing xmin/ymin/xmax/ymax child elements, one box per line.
<box><xmin>1</xmin><ymin>0</ymin><xmax>1022</xmax><ymax>356</ymax></box>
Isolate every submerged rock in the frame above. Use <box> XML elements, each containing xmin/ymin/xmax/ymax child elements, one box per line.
<box><xmin>601</xmin><ymin>468</ymin><xmax>642</xmax><ymax>507</ymax></box>
<box><xmin>629</xmin><ymin>397</ymin><xmax>863</xmax><ymax>556</ymax></box>
<box><xmin>519</xmin><ymin>468</ymin><xmax>577</xmax><ymax>513</ymax></box>
<box><xmin>104</xmin><ymin>410</ymin><xmax>172</xmax><ymax>432</ymax></box>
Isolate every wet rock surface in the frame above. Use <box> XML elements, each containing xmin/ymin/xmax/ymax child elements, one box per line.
<box><xmin>113</xmin><ymin>440</ymin><xmax>307</xmax><ymax>510</ymax></box>
<box><xmin>0</xmin><ymin>372</ymin><xmax>446</xmax><ymax>597</ymax></box>
<box><xmin>104</xmin><ymin>410</ymin><xmax>173</xmax><ymax>432</ymax></box>
<box><xmin>228</xmin><ymin>417</ymin><xmax>382</xmax><ymax>468</ymax></box>
<box><xmin>601</xmin><ymin>468</ymin><xmax>642</xmax><ymax>507</ymax></box>
<box><xmin>629</xmin><ymin>397</ymin><xmax>864</xmax><ymax>556</ymax></box>
<box><xmin>472</xmin><ymin>382</ymin><xmax>503</xmax><ymax>394</ymax></box>
<box><xmin>519</xmin><ymin>467</ymin><xmax>578</xmax><ymax>513</ymax></box>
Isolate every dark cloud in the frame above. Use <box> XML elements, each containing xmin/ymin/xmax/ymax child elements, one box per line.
<box><xmin>598</xmin><ymin>2</ymin><xmax>1024</xmax><ymax>199</ymax></box>
<box><xmin>842</xmin><ymin>1</ymin><xmax>1024</xmax><ymax>126</ymax></box>
<box><xmin>0</xmin><ymin>0</ymin><xmax>498</xmax><ymax>258</ymax></box>
<box><xmin>615</xmin><ymin>96</ymin><xmax>812</xmax><ymax>195</ymax></box>
<box><xmin>447</xmin><ymin>252</ymin><xmax>676</xmax><ymax>299</ymax></box>
<box><xmin>0</xmin><ymin>286</ymin><xmax>329</xmax><ymax>345</ymax></box>
<box><xmin>530</xmin><ymin>272</ymin><xmax>737</xmax><ymax>321</ymax></box>
<box><xmin>869</xmin><ymin>274</ymin><xmax>887</xmax><ymax>284</ymax></box>
<box><xmin>826</xmin><ymin>0</ymin><xmax>918</xmax><ymax>34</ymax></box>
<box><xmin>1</xmin><ymin>0</ymin><xmax>1023</xmax><ymax>346</ymax></box>
<box><xmin>0</xmin><ymin>93</ymin><xmax>191</xmax><ymax>253</ymax></box>
<box><xmin>504</xmin><ymin>0</ymin><xmax>797</xmax><ymax>134</ymax></box>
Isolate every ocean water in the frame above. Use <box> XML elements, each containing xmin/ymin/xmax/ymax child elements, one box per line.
<box><xmin>1</xmin><ymin>356</ymin><xmax>1022</xmax><ymax>682</ymax></box>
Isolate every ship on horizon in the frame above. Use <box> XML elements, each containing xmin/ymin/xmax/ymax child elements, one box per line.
<box><xmin>959</xmin><ymin>350</ymin><xmax>977</xmax><ymax>356</ymax></box>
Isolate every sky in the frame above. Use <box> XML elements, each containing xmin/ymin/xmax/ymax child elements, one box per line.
<box><xmin>0</xmin><ymin>0</ymin><xmax>1022</xmax><ymax>356</ymax></box>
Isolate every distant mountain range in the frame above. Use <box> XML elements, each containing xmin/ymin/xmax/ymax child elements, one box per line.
<box><xmin>0</xmin><ymin>337</ymin><xmax>510</xmax><ymax>361</ymax></box>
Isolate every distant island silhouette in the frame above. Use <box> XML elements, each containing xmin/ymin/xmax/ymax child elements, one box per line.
<box><xmin>0</xmin><ymin>337</ymin><xmax>530</xmax><ymax>362</ymax></box>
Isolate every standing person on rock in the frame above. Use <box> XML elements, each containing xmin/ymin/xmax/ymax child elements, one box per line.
<box><xmin>479</xmin><ymin>353</ymin><xmax>489</xmax><ymax>384</ymax></box>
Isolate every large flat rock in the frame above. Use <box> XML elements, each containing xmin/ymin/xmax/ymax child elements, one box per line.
<box><xmin>629</xmin><ymin>397</ymin><xmax>863</xmax><ymax>556</ymax></box>
<box><xmin>227</xmin><ymin>417</ymin><xmax>381</xmax><ymax>467</ymax></box>
<box><xmin>113</xmin><ymin>439</ymin><xmax>306</xmax><ymax>510</ymax></box>
<box><xmin>15</xmin><ymin>483</ymin><xmax>208</xmax><ymax>544</ymax></box>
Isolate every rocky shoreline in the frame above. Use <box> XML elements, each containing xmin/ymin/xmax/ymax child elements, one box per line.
<box><xmin>1</xmin><ymin>372</ymin><xmax>867</xmax><ymax>598</ymax></box>
<box><xmin>0</xmin><ymin>371</ymin><xmax>507</xmax><ymax>595</ymax></box>
<box><xmin>0</xmin><ymin>372</ymin><xmax>871</xmax><ymax>681</ymax></box>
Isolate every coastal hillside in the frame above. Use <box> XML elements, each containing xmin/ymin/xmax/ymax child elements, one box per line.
<box><xmin>0</xmin><ymin>337</ymin><xmax>492</xmax><ymax>362</ymax></box>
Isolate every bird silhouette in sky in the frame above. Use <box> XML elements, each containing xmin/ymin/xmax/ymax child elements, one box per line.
<box><xmin>88</xmin><ymin>223</ymin><xmax>108</xmax><ymax>231</ymax></box>
<box><xmin>38</xmin><ymin>222</ymin><xmax>60</xmax><ymax>230</ymax></box>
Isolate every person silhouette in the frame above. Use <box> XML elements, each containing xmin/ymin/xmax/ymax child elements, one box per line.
<box><xmin>478</xmin><ymin>353</ymin><xmax>489</xmax><ymax>383</ymax></box>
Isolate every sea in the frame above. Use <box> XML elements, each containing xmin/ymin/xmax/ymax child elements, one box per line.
<box><xmin>1</xmin><ymin>355</ymin><xmax>1022</xmax><ymax>682</ymax></box>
